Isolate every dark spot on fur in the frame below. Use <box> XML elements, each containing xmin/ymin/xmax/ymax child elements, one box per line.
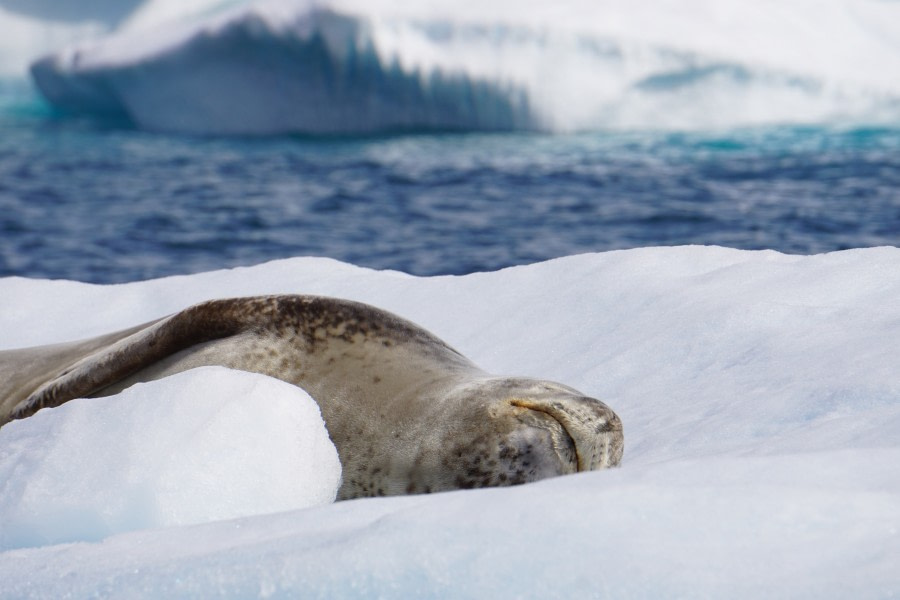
<box><xmin>455</xmin><ymin>476</ymin><xmax>475</xmax><ymax>489</ymax></box>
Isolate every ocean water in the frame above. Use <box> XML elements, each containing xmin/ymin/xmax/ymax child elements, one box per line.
<box><xmin>2</xmin><ymin>0</ymin><xmax>899</xmax><ymax>283</ymax></box>
<box><xmin>1</xmin><ymin>77</ymin><xmax>897</xmax><ymax>283</ymax></box>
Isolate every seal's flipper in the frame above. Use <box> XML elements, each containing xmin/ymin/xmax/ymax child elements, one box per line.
<box><xmin>1</xmin><ymin>322</ymin><xmax>152</xmax><ymax>425</ymax></box>
<box><xmin>0</xmin><ymin>299</ymin><xmax>264</xmax><ymax>425</ymax></box>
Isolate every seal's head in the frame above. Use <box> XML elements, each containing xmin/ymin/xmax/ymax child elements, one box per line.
<box><xmin>385</xmin><ymin>377</ymin><xmax>623</xmax><ymax>496</ymax></box>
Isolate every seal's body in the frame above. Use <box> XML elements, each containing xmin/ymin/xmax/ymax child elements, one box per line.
<box><xmin>0</xmin><ymin>296</ymin><xmax>623</xmax><ymax>499</ymax></box>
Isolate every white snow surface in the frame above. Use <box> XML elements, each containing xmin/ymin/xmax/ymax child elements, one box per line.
<box><xmin>25</xmin><ymin>0</ymin><xmax>900</xmax><ymax>133</ymax></box>
<box><xmin>0</xmin><ymin>367</ymin><xmax>341</xmax><ymax>552</ymax></box>
<box><xmin>1</xmin><ymin>246</ymin><xmax>899</xmax><ymax>597</ymax></box>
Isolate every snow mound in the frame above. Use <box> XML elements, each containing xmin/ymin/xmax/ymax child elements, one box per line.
<box><xmin>27</xmin><ymin>0</ymin><xmax>900</xmax><ymax>134</ymax></box>
<box><xmin>0</xmin><ymin>367</ymin><xmax>341</xmax><ymax>551</ymax></box>
<box><xmin>0</xmin><ymin>247</ymin><xmax>899</xmax><ymax>596</ymax></box>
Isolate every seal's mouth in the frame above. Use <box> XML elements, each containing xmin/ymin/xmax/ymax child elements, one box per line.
<box><xmin>510</xmin><ymin>397</ymin><xmax>623</xmax><ymax>471</ymax></box>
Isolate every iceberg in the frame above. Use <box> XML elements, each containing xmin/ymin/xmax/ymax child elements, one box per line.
<box><xmin>1</xmin><ymin>247</ymin><xmax>899</xmax><ymax>596</ymax></box>
<box><xmin>27</xmin><ymin>0</ymin><xmax>900</xmax><ymax>134</ymax></box>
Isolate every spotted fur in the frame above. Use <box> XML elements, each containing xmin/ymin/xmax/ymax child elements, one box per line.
<box><xmin>0</xmin><ymin>295</ymin><xmax>623</xmax><ymax>499</ymax></box>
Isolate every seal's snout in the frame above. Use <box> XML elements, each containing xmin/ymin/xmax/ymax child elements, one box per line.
<box><xmin>510</xmin><ymin>394</ymin><xmax>624</xmax><ymax>472</ymax></box>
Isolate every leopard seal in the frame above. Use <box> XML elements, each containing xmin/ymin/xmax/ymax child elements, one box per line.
<box><xmin>0</xmin><ymin>295</ymin><xmax>623</xmax><ymax>499</ymax></box>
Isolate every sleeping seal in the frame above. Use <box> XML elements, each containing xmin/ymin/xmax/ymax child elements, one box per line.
<box><xmin>0</xmin><ymin>295</ymin><xmax>623</xmax><ymax>499</ymax></box>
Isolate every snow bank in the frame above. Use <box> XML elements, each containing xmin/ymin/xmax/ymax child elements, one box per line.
<box><xmin>0</xmin><ymin>367</ymin><xmax>341</xmax><ymax>551</ymax></box>
<box><xmin>27</xmin><ymin>0</ymin><xmax>900</xmax><ymax>133</ymax></box>
<box><xmin>0</xmin><ymin>246</ymin><xmax>899</xmax><ymax>597</ymax></box>
<box><xmin>3</xmin><ymin>450</ymin><xmax>898</xmax><ymax>598</ymax></box>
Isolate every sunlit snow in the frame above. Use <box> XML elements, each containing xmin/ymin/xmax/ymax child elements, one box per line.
<box><xmin>0</xmin><ymin>367</ymin><xmax>340</xmax><ymax>551</ymax></box>
<box><xmin>1</xmin><ymin>246</ymin><xmax>898</xmax><ymax>597</ymax></box>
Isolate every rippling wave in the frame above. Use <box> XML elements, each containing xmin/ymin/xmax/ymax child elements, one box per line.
<box><xmin>1</xmin><ymin>80</ymin><xmax>897</xmax><ymax>283</ymax></box>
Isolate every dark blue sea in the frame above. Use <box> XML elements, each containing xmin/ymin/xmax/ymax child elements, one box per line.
<box><xmin>1</xmin><ymin>80</ymin><xmax>898</xmax><ymax>284</ymax></box>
